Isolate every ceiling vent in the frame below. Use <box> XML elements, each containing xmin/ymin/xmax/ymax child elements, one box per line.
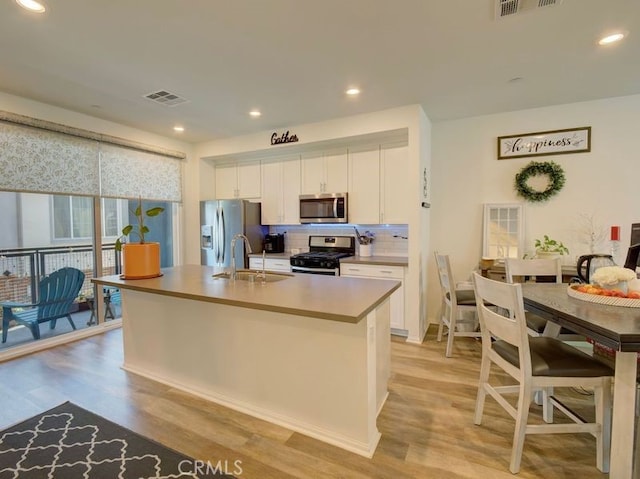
<box><xmin>143</xmin><ymin>90</ymin><xmax>190</xmax><ymax>107</ymax></box>
<box><xmin>495</xmin><ymin>0</ymin><xmax>563</xmax><ymax>19</ymax></box>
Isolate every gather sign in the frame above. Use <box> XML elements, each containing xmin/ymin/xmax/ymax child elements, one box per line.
<box><xmin>270</xmin><ymin>130</ymin><xmax>299</xmax><ymax>146</ymax></box>
<box><xmin>497</xmin><ymin>126</ymin><xmax>591</xmax><ymax>159</ymax></box>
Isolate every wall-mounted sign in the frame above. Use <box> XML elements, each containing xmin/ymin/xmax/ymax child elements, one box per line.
<box><xmin>497</xmin><ymin>126</ymin><xmax>591</xmax><ymax>160</ymax></box>
<box><xmin>271</xmin><ymin>130</ymin><xmax>299</xmax><ymax>146</ymax></box>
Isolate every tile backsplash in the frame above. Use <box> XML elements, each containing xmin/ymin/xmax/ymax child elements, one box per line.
<box><xmin>268</xmin><ymin>224</ymin><xmax>409</xmax><ymax>257</ymax></box>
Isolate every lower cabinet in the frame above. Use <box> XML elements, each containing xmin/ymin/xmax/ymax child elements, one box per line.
<box><xmin>249</xmin><ymin>257</ymin><xmax>291</xmax><ymax>272</ymax></box>
<box><xmin>340</xmin><ymin>263</ymin><xmax>405</xmax><ymax>331</ymax></box>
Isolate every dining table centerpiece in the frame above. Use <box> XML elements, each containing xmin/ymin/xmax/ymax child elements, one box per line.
<box><xmin>568</xmin><ymin>266</ymin><xmax>640</xmax><ymax>305</ymax></box>
<box><xmin>591</xmin><ymin>266</ymin><xmax>637</xmax><ymax>295</ymax></box>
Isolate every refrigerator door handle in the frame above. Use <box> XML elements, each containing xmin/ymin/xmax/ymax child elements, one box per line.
<box><xmin>220</xmin><ymin>208</ymin><xmax>226</xmax><ymax>263</ymax></box>
<box><xmin>215</xmin><ymin>207</ymin><xmax>220</xmax><ymax>263</ymax></box>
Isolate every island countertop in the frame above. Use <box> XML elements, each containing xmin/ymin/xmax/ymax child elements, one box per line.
<box><xmin>92</xmin><ymin>264</ymin><xmax>400</xmax><ymax>324</ymax></box>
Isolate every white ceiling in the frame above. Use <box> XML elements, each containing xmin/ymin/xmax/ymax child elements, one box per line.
<box><xmin>1</xmin><ymin>0</ymin><xmax>638</xmax><ymax>143</ymax></box>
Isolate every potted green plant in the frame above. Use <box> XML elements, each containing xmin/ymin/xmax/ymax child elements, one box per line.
<box><xmin>115</xmin><ymin>198</ymin><xmax>165</xmax><ymax>279</ymax></box>
<box><xmin>534</xmin><ymin>235</ymin><xmax>569</xmax><ymax>259</ymax></box>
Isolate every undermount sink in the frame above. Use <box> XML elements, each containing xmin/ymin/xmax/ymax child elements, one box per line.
<box><xmin>212</xmin><ymin>269</ymin><xmax>293</xmax><ymax>283</ymax></box>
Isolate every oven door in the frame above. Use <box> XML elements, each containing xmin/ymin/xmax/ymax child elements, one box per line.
<box><xmin>291</xmin><ymin>265</ymin><xmax>339</xmax><ymax>276</ymax></box>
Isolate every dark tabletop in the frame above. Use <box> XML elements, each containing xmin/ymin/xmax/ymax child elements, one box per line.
<box><xmin>521</xmin><ymin>283</ymin><xmax>640</xmax><ymax>352</ymax></box>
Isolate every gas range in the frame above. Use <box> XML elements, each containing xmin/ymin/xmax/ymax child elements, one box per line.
<box><xmin>290</xmin><ymin>236</ymin><xmax>355</xmax><ymax>275</ymax></box>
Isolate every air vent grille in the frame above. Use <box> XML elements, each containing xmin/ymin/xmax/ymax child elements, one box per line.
<box><xmin>143</xmin><ymin>90</ymin><xmax>189</xmax><ymax>107</ymax></box>
<box><xmin>495</xmin><ymin>0</ymin><xmax>562</xmax><ymax>19</ymax></box>
<box><xmin>499</xmin><ymin>0</ymin><xmax>519</xmax><ymax>17</ymax></box>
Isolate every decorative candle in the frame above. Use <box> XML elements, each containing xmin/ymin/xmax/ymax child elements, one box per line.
<box><xmin>611</xmin><ymin>225</ymin><xmax>621</xmax><ymax>241</ymax></box>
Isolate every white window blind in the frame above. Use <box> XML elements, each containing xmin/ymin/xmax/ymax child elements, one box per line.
<box><xmin>0</xmin><ymin>119</ymin><xmax>183</xmax><ymax>203</ymax></box>
<box><xmin>0</xmin><ymin>122</ymin><xmax>99</xmax><ymax>195</ymax></box>
<box><xmin>99</xmin><ymin>144</ymin><xmax>182</xmax><ymax>202</ymax></box>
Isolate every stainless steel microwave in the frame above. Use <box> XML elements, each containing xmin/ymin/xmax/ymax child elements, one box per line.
<box><xmin>299</xmin><ymin>193</ymin><xmax>348</xmax><ymax>224</ymax></box>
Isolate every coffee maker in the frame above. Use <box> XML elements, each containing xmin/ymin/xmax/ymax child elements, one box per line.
<box><xmin>576</xmin><ymin>254</ymin><xmax>616</xmax><ymax>283</ymax></box>
<box><xmin>263</xmin><ymin>233</ymin><xmax>285</xmax><ymax>253</ymax></box>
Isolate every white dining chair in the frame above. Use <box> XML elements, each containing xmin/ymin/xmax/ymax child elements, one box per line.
<box><xmin>505</xmin><ymin>258</ymin><xmax>563</xmax><ymax>337</ymax></box>
<box><xmin>505</xmin><ymin>258</ymin><xmax>582</xmax><ymax>341</ymax></box>
<box><xmin>434</xmin><ymin>252</ymin><xmax>481</xmax><ymax>357</ymax></box>
<box><xmin>471</xmin><ymin>272</ymin><xmax>613</xmax><ymax>474</ymax></box>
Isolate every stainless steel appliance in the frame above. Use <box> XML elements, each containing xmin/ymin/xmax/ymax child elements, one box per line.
<box><xmin>200</xmin><ymin>200</ymin><xmax>267</xmax><ymax>271</ymax></box>
<box><xmin>264</xmin><ymin>233</ymin><xmax>285</xmax><ymax>253</ymax></box>
<box><xmin>290</xmin><ymin>235</ymin><xmax>355</xmax><ymax>275</ymax></box>
<box><xmin>299</xmin><ymin>193</ymin><xmax>348</xmax><ymax>224</ymax></box>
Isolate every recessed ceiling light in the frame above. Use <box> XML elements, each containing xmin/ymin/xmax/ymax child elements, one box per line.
<box><xmin>249</xmin><ymin>110</ymin><xmax>261</xmax><ymax>117</ymax></box>
<box><xmin>16</xmin><ymin>0</ymin><xmax>46</xmax><ymax>13</ymax></box>
<box><xmin>173</xmin><ymin>126</ymin><xmax>184</xmax><ymax>132</ymax></box>
<box><xmin>598</xmin><ymin>32</ymin><xmax>625</xmax><ymax>45</ymax></box>
<box><xmin>346</xmin><ymin>88</ymin><xmax>360</xmax><ymax>96</ymax></box>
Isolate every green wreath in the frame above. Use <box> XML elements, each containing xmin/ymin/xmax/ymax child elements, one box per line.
<box><xmin>514</xmin><ymin>161</ymin><xmax>565</xmax><ymax>202</ymax></box>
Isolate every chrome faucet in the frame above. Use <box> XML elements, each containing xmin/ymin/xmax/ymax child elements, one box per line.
<box><xmin>230</xmin><ymin>233</ymin><xmax>252</xmax><ymax>280</ymax></box>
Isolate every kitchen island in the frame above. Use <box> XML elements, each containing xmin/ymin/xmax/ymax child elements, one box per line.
<box><xmin>93</xmin><ymin>264</ymin><xmax>399</xmax><ymax>457</ymax></box>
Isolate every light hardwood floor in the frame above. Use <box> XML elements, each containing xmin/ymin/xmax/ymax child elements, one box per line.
<box><xmin>0</xmin><ymin>326</ymin><xmax>608</xmax><ymax>478</ymax></box>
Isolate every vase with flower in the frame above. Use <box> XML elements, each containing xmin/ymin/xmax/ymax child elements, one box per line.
<box><xmin>591</xmin><ymin>266</ymin><xmax>637</xmax><ymax>295</ymax></box>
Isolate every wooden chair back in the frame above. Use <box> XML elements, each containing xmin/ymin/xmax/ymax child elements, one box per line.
<box><xmin>472</xmin><ymin>272</ymin><xmax>529</xmax><ymax>354</ymax></box>
<box><xmin>434</xmin><ymin>252</ymin><xmax>455</xmax><ymax>308</ymax></box>
<box><xmin>505</xmin><ymin>258</ymin><xmax>562</xmax><ymax>284</ymax></box>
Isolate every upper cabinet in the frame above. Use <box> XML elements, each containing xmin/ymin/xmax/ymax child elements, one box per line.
<box><xmin>300</xmin><ymin>149</ymin><xmax>348</xmax><ymax>194</ymax></box>
<box><xmin>214</xmin><ymin>141</ymin><xmax>409</xmax><ymax>225</ymax></box>
<box><xmin>215</xmin><ymin>161</ymin><xmax>261</xmax><ymax>199</ymax></box>
<box><xmin>348</xmin><ymin>147</ymin><xmax>381</xmax><ymax>224</ymax></box>
<box><xmin>380</xmin><ymin>145</ymin><xmax>410</xmax><ymax>224</ymax></box>
<box><xmin>261</xmin><ymin>157</ymin><xmax>301</xmax><ymax>225</ymax></box>
<box><xmin>348</xmin><ymin>144</ymin><xmax>409</xmax><ymax>224</ymax></box>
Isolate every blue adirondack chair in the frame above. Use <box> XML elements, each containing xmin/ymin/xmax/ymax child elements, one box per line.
<box><xmin>1</xmin><ymin>267</ymin><xmax>85</xmax><ymax>343</ymax></box>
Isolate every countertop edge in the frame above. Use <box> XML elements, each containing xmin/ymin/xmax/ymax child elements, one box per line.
<box><xmin>92</xmin><ymin>274</ymin><xmax>400</xmax><ymax>324</ymax></box>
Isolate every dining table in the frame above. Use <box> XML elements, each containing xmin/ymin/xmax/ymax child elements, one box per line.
<box><xmin>521</xmin><ymin>283</ymin><xmax>640</xmax><ymax>479</ymax></box>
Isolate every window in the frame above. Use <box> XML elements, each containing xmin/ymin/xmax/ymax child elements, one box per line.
<box><xmin>53</xmin><ymin>195</ymin><xmax>92</xmax><ymax>240</ymax></box>
<box><xmin>483</xmin><ymin>203</ymin><xmax>524</xmax><ymax>261</ymax></box>
<box><xmin>53</xmin><ymin>196</ymin><xmax>125</xmax><ymax>240</ymax></box>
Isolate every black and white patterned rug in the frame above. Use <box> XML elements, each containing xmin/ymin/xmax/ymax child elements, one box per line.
<box><xmin>0</xmin><ymin>402</ymin><xmax>237</xmax><ymax>478</ymax></box>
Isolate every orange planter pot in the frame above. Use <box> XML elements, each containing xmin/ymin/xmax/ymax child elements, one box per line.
<box><xmin>121</xmin><ymin>243</ymin><xmax>161</xmax><ymax>279</ymax></box>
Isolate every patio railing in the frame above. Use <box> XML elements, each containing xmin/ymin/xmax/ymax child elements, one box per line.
<box><xmin>0</xmin><ymin>244</ymin><xmax>120</xmax><ymax>312</ymax></box>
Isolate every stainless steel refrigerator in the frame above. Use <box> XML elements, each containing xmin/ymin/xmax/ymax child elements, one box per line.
<box><xmin>200</xmin><ymin>200</ymin><xmax>267</xmax><ymax>271</ymax></box>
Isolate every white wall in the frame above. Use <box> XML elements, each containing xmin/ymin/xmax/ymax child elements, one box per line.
<box><xmin>429</xmin><ymin>94</ymin><xmax>640</xmax><ymax>322</ymax></box>
<box><xmin>196</xmin><ymin>105</ymin><xmax>422</xmax><ymax>160</ymax></box>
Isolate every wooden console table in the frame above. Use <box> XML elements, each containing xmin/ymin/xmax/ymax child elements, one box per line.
<box><xmin>482</xmin><ymin>263</ymin><xmax>578</xmax><ymax>283</ymax></box>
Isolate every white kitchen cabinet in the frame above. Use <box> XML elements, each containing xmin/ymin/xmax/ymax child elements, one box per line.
<box><xmin>348</xmin><ymin>144</ymin><xmax>409</xmax><ymax>225</ymax></box>
<box><xmin>249</xmin><ymin>257</ymin><xmax>291</xmax><ymax>272</ymax></box>
<box><xmin>340</xmin><ymin>263</ymin><xmax>406</xmax><ymax>331</ymax></box>
<box><xmin>300</xmin><ymin>149</ymin><xmax>348</xmax><ymax>194</ymax></box>
<box><xmin>215</xmin><ymin>161</ymin><xmax>261</xmax><ymax>199</ymax></box>
<box><xmin>261</xmin><ymin>157</ymin><xmax>301</xmax><ymax>225</ymax></box>
<box><xmin>380</xmin><ymin>145</ymin><xmax>409</xmax><ymax>224</ymax></box>
<box><xmin>348</xmin><ymin>147</ymin><xmax>380</xmax><ymax>224</ymax></box>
